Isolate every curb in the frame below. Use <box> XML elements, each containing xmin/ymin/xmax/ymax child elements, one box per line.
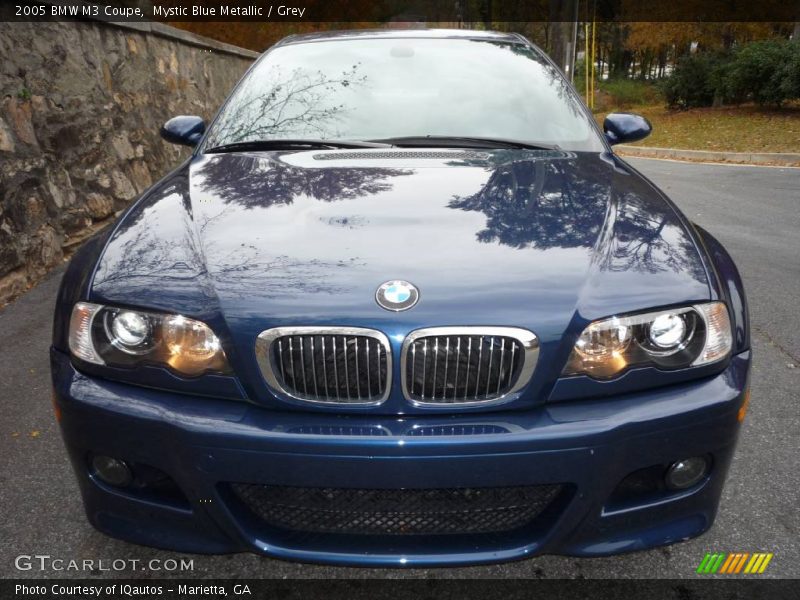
<box><xmin>616</xmin><ymin>145</ymin><xmax>800</xmax><ymax>167</ymax></box>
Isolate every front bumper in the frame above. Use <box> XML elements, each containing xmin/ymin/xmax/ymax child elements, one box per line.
<box><xmin>51</xmin><ymin>347</ymin><xmax>750</xmax><ymax>567</ymax></box>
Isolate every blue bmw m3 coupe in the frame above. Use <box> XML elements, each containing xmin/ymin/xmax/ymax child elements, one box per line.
<box><xmin>51</xmin><ymin>29</ymin><xmax>750</xmax><ymax>567</ymax></box>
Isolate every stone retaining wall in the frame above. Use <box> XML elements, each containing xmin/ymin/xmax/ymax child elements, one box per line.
<box><xmin>0</xmin><ymin>21</ymin><xmax>257</xmax><ymax>304</ymax></box>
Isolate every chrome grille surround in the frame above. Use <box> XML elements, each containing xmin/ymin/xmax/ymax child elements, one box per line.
<box><xmin>401</xmin><ymin>327</ymin><xmax>539</xmax><ymax>406</ymax></box>
<box><xmin>256</xmin><ymin>327</ymin><xmax>391</xmax><ymax>405</ymax></box>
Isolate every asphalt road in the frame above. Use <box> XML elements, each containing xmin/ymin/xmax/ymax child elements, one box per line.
<box><xmin>0</xmin><ymin>158</ymin><xmax>798</xmax><ymax>580</ymax></box>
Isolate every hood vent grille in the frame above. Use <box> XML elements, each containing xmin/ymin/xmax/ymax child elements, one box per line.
<box><xmin>312</xmin><ymin>150</ymin><xmax>488</xmax><ymax>161</ymax></box>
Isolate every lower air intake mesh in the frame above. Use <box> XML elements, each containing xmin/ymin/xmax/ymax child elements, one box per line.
<box><xmin>230</xmin><ymin>483</ymin><xmax>562</xmax><ymax>535</ymax></box>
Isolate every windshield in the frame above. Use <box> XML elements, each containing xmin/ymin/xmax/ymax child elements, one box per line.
<box><xmin>203</xmin><ymin>37</ymin><xmax>605</xmax><ymax>152</ymax></box>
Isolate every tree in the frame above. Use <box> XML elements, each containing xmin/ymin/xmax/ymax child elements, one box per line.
<box><xmin>726</xmin><ymin>39</ymin><xmax>800</xmax><ymax>107</ymax></box>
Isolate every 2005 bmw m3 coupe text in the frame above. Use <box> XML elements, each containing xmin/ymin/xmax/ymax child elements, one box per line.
<box><xmin>51</xmin><ymin>29</ymin><xmax>750</xmax><ymax>567</ymax></box>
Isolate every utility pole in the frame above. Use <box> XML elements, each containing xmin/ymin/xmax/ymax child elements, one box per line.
<box><xmin>568</xmin><ymin>0</ymin><xmax>579</xmax><ymax>81</ymax></box>
<box><xmin>549</xmin><ymin>0</ymin><xmax>579</xmax><ymax>80</ymax></box>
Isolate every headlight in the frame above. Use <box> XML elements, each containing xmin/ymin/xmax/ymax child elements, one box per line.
<box><xmin>68</xmin><ymin>302</ymin><xmax>230</xmax><ymax>376</ymax></box>
<box><xmin>563</xmin><ymin>301</ymin><xmax>732</xmax><ymax>379</ymax></box>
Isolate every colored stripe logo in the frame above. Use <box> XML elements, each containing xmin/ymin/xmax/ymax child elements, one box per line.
<box><xmin>696</xmin><ymin>552</ymin><xmax>773</xmax><ymax>574</ymax></box>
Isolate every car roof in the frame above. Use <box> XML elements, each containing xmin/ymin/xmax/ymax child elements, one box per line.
<box><xmin>274</xmin><ymin>28</ymin><xmax>524</xmax><ymax>48</ymax></box>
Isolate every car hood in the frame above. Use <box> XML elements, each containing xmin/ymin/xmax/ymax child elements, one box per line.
<box><xmin>90</xmin><ymin>149</ymin><xmax>711</xmax><ymax>411</ymax></box>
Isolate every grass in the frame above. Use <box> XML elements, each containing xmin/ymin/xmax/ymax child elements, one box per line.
<box><xmin>583</xmin><ymin>79</ymin><xmax>800</xmax><ymax>153</ymax></box>
<box><xmin>594</xmin><ymin>79</ymin><xmax>662</xmax><ymax>108</ymax></box>
<box><xmin>594</xmin><ymin>104</ymin><xmax>800</xmax><ymax>153</ymax></box>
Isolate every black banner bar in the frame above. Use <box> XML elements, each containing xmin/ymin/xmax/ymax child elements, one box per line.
<box><xmin>4</xmin><ymin>579</ymin><xmax>800</xmax><ymax>600</ymax></box>
<box><xmin>2</xmin><ymin>0</ymin><xmax>800</xmax><ymax>23</ymax></box>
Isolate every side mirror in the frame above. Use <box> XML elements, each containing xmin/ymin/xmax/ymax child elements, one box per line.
<box><xmin>160</xmin><ymin>115</ymin><xmax>205</xmax><ymax>147</ymax></box>
<box><xmin>603</xmin><ymin>113</ymin><xmax>652</xmax><ymax>146</ymax></box>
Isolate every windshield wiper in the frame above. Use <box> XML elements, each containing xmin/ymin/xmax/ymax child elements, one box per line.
<box><xmin>370</xmin><ymin>135</ymin><xmax>558</xmax><ymax>150</ymax></box>
<box><xmin>205</xmin><ymin>139</ymin><xmax>392</xmax><ymax>153</ymax></box>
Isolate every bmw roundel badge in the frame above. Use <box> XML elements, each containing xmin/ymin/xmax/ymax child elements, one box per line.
<box><xmin>375</xmin><ymin>280</ymin><xmax>419</xmax><ymax>312</ymax></box>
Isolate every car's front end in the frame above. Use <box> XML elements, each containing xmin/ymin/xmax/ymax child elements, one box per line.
<box><xmin>50</xmin><ymin>29</ymin><xmax>750</xmax><ymax>567</ymax></box>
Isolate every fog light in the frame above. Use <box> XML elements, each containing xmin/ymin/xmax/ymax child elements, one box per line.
<box><xmin>665</xmin><ymin>456</ymin><xmax>709</xmax><ymax>490</ymax></box>
<box><xmin>91</xmin><ymin>455</ymin><xmax>133</xmax><ymax>487</ymax></box>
